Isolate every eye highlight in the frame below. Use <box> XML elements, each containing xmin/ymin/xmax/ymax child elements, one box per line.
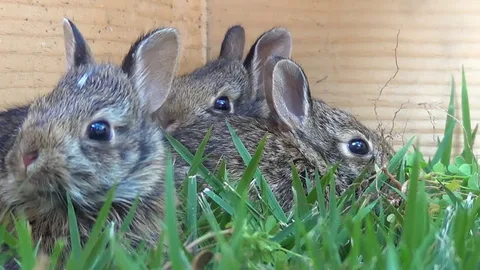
<box><xmin>348</xmin><ymin>139</ymin><xmax>369</xmax><ymax>156</ymax></box>
<box><xmin>213</xmin><ymin>96</ymin><xmax>231</xmax><ymax>111</ymax></box>
<box><xmin>88</xmin><ymin>121</ymin><xmax>112</xmax><ymax>141</ymax></box>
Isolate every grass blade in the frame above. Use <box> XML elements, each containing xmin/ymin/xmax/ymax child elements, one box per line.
<box><xmin>203</xmin><ymin>189</ymin><xmax>234</xmax><ymax>215</ymax></box>
<box><xmin>430</xmin><ymin>123</ymin><xmax>456</xmax><ymax>170</ymax></box>
<box><xmin>163</xmin><ymin>129</ymin><xmax>223</xmax><ymax>191</ymax></box>
<box><xmin>84</xmin><ymin>230</ymin><xmax>111</xmax><ymax>269</ymax></box>
<box><xmin>198</xmin><ymin>194</ymin><xmax>238</xmax><ymax>268</ymax></box>
<box><xmin>111</xmin><ymin>240</ymin><xmax>138</xmax><ymax>270</ymax></box>
<box><xmin>386</xmin><ymin>238</ymin><xmax>399</xmax><ymax>270</ymax></box>
<box><xmin>461</xmin><ymin>123</ymin><xmax>479</xmax><ymax>160</ymax></box>
<box><xmin>226</xmin><ymin>121</ymin><xmax>288</xmax><ymax>223</ymax></box>
<box><xmin>315</xmin><ymin>168</ymin><xmax>328</xmax><ymax>217</ymax></box>
<box><xmin>13</xmin><ymin>217</ymin><xmax>36</xmax><ymax>270</ymax></box>
<box><xmin>291</xmin><ymin>163</ymin><xmax>309</xmax><ymax>218</ymax></box>
<box><xmin>164</xmin><ymin>127</ymin><xmax>260</xmax><ymax>218</ymax></box>
<box><xmin>337</xmin><ymin>199</ymin><xmax>378</xmax><ymax>242</ymax></box>
<box><xmin>366</xmin><ymin>136</ymin><xmax>414</xmax><ymax>193</ymax></box>
<box><xmin>164</xmin><ymin>151</ymin><xmax>184</xmax><ymax>270</ymax></box>
<box><xmin>461</xmin><ymin>66</ymin><xmax>473</xmax><ymax>164</ymax></box>
<box><xmin>147</xmin><ymin>228</ymin><xmax>165</xmax><ymax>269</ymax></box>
<box><xmin>66</xmin><ymin>193</ymin><xmax>82</xmax><ymax>262</ymax></box>
<box><xmin>230</xmin><ymin>134</ymin><xmax>267</xmax><ymax>255</ymax></box>
<box><xmin>472</xmin><ymin>123</ymin><xmax>478</xmax><ymax>146</ymax></box>
<box><xmin>402</xmin><ymin>146</ymin><xmax>424</xmax><ymax>253</ymax></box>
<box><xmin>76</xmin><ymin>185</ymin><xmax>118</xmax><ymax>268</ymax></box>
<box><xmin>120</xmin><ymin>196</ymin><xmax>140</xmax><ymax>234</ymax></box>
<box><xmin>48</xmin><ymin>240</ymin><xmax>66</xmax><ymax>270</ymax></box>
<box><xmin>187</xmin><ymin>127</ymin><xmax>213</xmax><ymax>178</ymax></box>
<box><xmin>236</xmin><ymin>134</ymin><xmax>267</xmax><ymax>196</ymax></box>
<box><xmin>187</xmin><ymin>176</ymin><xmax>198</xmax><ymax>242</ymax></box>
<box><xmin>430</xmin><ymin>76</ymin><xmax>456</xmax><ymax>167</ymax></box>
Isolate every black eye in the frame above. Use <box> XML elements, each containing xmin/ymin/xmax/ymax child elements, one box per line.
<box><xmin>88</xmin><ymin>121</ymin><xmax>111</xmax><ymax>141</ymax></box>
<box><xmin>214</xmin><ymin>96</ymin><xmax>231</xmax><ymax>111</ymax></box>
<box><xmin>348</xmin><ymin>139</ymin><xmax>369</xmax><ymax>155</ymax></box>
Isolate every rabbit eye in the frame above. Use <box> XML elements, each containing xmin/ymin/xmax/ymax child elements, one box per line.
<box><xmin>88</xmin><ymin>121</ymin><xmax>111</xmax><ymax>141</ymax></box>
<box><xmin>348</xmin><ymin>139</ymin><xmax>369</xmax><ymax>156</ymax></box>
<box><xmin>214</xmin><ymin>96</ymin><xmax>231</xmax><ymax>111</ymax></box>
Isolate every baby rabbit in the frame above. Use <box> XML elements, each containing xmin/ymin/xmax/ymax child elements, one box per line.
<box><xmin>154</xmin><ymin>25</ymin><xmax>292</xmax><ymax>132</ymax></box>
<box><xmin>1</xmin><ymin>19</ymin><xmax>180</xmax><ymax>267</ymax></box>
<box><xmin>168</xmin><ymin>56</ymin><xmax>392</xmax><ymax>212</ymax></box>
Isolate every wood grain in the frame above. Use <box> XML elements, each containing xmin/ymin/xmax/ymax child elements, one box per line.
<box><xmin>0</xmin><ymin>0</ymin><xmax>206</xmax><ymax>108</ymax></box>
<box><xmin>1</xmin><ymin>0</ymin><xmax>479</xmax><ymax>159</ymax></box>
<box><xmin>208</xmin><ymin>0</ymin><xmax>480</xmax><ymax>157</ymax></box>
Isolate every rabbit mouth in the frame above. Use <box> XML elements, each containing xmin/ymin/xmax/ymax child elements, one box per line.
<box><xmin>19</xmin><ymin>177</ymin><xmax>61</xmax><ymax>194</ymax></box>
<box><xmin>10</xmin><ymin>180</ymin><xmax>66</xmax><ymax>209</ymax></box>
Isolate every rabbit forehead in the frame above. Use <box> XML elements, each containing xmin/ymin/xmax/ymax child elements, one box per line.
<box><xmin>58</xmin><ymin>64</ymin><xmax>134</xmax><ymax>103</ymax></box>
<box><xmin>29</xmin><ymin>64</ymin><xmax>139</xmax><ymax>123</ymax></box>
<box><xmin>162</xmin><ymin>59</ymin><xmax>248</xmax><ymax>121</ymax></box>
<box><xmin>181</xmin><ymin>58</ymin><xmax>248</xmax><ymax>98</ymax></box>
<box><xmin>310</xmin><ymin>101</ymin><xmax>373</xmax><ymax>137</ymax></box>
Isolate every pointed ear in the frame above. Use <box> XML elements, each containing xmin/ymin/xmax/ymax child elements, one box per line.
<box><xmin>62</xmin><ymin>18</ymin><xmax>94</xmax><ymax>69</ymax></box>
<box><xmin>269</xmin><ymin>59</ymin><xmax>311</xmax><ymax>130</ymax></box>
<box><xmin>243</xmin><ymin>27</ymin><xmax>292</xmax><ymax>97</ymax></box>
<box><xmin>121</xmin><ymin>28</ymin><xmax>180</xmax><ymax>114</ymax></box>
<box><xmin>219</xmin><ymin>25</ymin><xmax>245</xmax><ymax>61</ymax></box>
<box><xmin>262</xmin><ymin>55</ymin><xmax>283</xmax><ymax>115</ymax></box>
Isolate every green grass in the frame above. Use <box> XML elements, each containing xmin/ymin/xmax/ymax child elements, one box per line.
<box><xmin>1</xmin><ymin>69</ymin><xmax>480</xmax><ymax>269</ymax></box>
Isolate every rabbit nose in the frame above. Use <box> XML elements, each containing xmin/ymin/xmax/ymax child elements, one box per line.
<box><xmin>23</xmin><ymin>151</ymin><xmax>39</xmax><ymax>168</ymax></box>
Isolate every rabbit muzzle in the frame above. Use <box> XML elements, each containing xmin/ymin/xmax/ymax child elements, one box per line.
<box><xmin>7</xmin><ymin>145</ymin><xmax>69</xmax><ymax>192</ymax></box>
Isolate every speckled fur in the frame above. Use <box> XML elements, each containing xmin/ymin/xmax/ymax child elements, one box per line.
<box><xmin>1</xmin><ymin>65</ymin><xmax>166</xmax><ymax>264</ymax></box>
<box><xmin>0</xmin><ymin>20</ymin><xmax>176</xmax><ymax>268</ymax></box>
<box><xmin>155</xmin><ymin>26</ymin><xmax>292</xmax><ymax>132</ymax></box>
<box><xmin>168</xmin><ymin>59</ymin><xmax>393</xmax><ymax>212</ymax></box>
<box><xmin>0</xmin><ymin>105</ymin><xmax>29</xmax><ymax>172</ymax></box>
<box><xmin>156</xmin><ymin>58</ymin><xmax>258</xmax><ymax>130</ymax></box>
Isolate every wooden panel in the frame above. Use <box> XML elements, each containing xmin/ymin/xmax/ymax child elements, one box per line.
<box><xmin>1</xmin><ymin>0</ymin><xmax>479</xmax><ymax>159</ymax></box>
<box><xmin>208</xmin><ymin>0</ymin><xmax>480</xmax><ymax>157</ymax></box>
<box><xmin>0</xmin><ymin>0</ymin><xmax>206</xmax><ymax>108</ymax></box>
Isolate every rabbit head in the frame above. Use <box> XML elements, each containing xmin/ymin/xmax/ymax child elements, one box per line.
<box><xmin>1</xmin><ymin>19</ymin><xmax>180</xmax><ymax>220</ymax></box>
<box><xmin>264</xmin><ymin>56</ymin><xmax>393</xmax><ymax>193</ymax></box>
<box><xmin>168</xmin><ymin>57</ymin><xmax>393</xmax><ymax>212</ymax></box>
<box><xmin>155</xmin><ymin>26</ymin><xmax>292</xmax><ymax>132</ymax></box>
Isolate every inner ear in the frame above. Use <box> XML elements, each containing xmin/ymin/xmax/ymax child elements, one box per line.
<box><xmin>219</xmin><ymin>25</ymin><xmax>245</xmax><ymax>61</ymax></box>
<box><xmin>244</xmin><ymin>27</ymin><xmax>292</xmax><ymax>70</ymax></box>
<box><xmin>263</xmin><ymin>55</ymin><xmax>284</xmax><ymax>117</ymax></box>
<box><xmin>62</xmin><ymin>18</ymin><xmax>94</xmax><ymax>69</ymax></box>
<box><xmin>271</xmin><ymin>59</ymin><xmax>311</xmax><ymax>130</ymax></box>
<box><xmin>243</xmin><ymin>27</ymin><xmax>292</xmax><ymax>98</ymax></box>
<box><xmin>126</xmin><ymin>28</ymin><xmax>180</xmax><ymax>114</ymax></box>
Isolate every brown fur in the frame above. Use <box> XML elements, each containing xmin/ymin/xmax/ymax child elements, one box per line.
<box><xmin>155</xmin><ymin>26</ymin><xmax>292</xmax><ymax>132</ymax></box>
<box><xmin>0</xmin><ymin>105</ymin><xmax>29</xmax><ymax>171</ymax></box>
<box><xmin>167</xmin><ymin>57</ymin><xmax>394</xmax><ymax>212</ymax></box>
<box><xmin>0</xmin><ymin>19</ymin><xmax>180</xmax><ymax>268</ymax></box>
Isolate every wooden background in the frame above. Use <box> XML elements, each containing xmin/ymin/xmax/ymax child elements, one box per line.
<box><xmin>0</xmin><ymin>0</ymin><xmax>479</xmax><ymax>158</ymax></box>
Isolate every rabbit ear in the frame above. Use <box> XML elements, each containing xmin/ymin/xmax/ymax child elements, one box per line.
<box><xmin>262</xmin><ymin>55</ymin><xmax>283</xmax><ymax>113</ymax></box>
<box><xmin>121</xmin><ymin>28</ymin><xmax>180</xmax><ymax>114</ymax></box>
<box><xmin>219</xmin><ymin>25</ymin><xmax>245</xmax><ymax>61</ymax></box>
<box><xmin>269</xmin><ymin>58</ymin><xmax>312</xmax><ymax>130</ymax></box>
<box><xmin>244</xmin><ymin>27</ymin><xmax>292</xmax><ymax>97</ymax></box>
<box><xmin>62</xmin><ymin>18</ymin><xmax>94</xmax><ymax>69</ymax></box>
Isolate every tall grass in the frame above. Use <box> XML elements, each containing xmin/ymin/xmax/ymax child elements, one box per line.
<box><xmin>1</xmin><ymin>69</ymin><xmax>479</xmax><ymax>269</ymax></box>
